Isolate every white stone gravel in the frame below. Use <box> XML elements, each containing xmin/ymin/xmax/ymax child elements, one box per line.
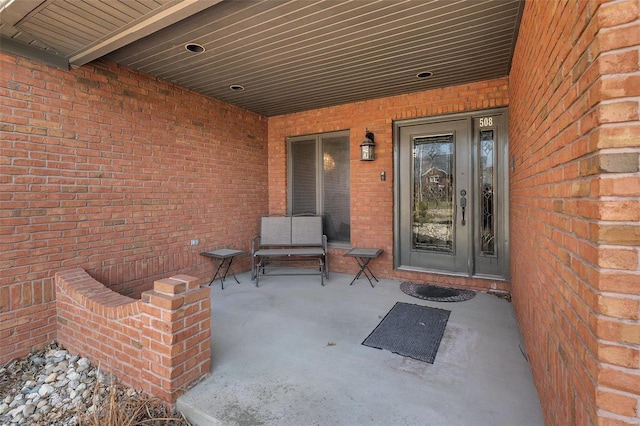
<box><xmin>0</xmin><ymin>342</ymin><xmax>125</xmax><ymax>426</ymax></box>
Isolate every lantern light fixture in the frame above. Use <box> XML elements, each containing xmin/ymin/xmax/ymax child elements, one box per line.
<box><xmin>360</xmin><ymin>129</ymin><xmax>375</xmax><ymax>161</ymax></box>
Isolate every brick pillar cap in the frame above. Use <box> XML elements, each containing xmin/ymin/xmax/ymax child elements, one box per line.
<box><xmin>170</xmin><ymin>274</ymin><xmax>201</xmax><ymax>290</ymax></box>
<box><xmin>154</xmin><ymin>278</ymin><xmax>187</xmax><ymax>295</ymax></box>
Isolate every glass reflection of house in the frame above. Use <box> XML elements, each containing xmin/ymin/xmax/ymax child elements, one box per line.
<box><xmin>413</xmin><ymin>139</ymin><xmax>453</xmax><ymax>206</ymax></box>
<box><xmin>421</xmin><ymin>167</ymin><xmax>452</xmax><ymax>202</ymax></box>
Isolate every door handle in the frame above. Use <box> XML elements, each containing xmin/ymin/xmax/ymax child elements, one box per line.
<box><xmin>460</xmin><ymin>189</ymin><xmax>467</xmax><ymax>226</ymax></box>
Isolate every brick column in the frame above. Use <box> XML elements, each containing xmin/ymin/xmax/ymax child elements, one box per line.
<box><xmin>140</xmin><ymin>275</ymin><xmax>211</xmax><ymax>403</ymax></box>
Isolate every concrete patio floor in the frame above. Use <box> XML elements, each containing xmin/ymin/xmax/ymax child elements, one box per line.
<box><xmin>177</xmin><ymin>268</ymin><xmax>544</xmax><ymax>426</ymax></box>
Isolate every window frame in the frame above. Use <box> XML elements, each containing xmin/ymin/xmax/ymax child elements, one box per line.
<box><xmin>287</xmin><ymin>130</ymin><xmax>351</xmax><ymax>246</ymax></box>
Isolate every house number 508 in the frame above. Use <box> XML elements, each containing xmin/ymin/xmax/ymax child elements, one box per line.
<box><xmin>479</xmin><ymin>117</ymin><xmax>493</xmax><ymax>127</ymax></box>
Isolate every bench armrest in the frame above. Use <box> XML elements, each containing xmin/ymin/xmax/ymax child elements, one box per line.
<box><xmin>251</xmin><ymin>235</ymin><xmax>261</xmax><ymax>280</ymax></box>
<box><xmin>251</xmin><ymin>235</ymin><xmax>261</xmax><ymax>254</ymax></box>
<box><xmin>323</xmin><ymin>234</ymin><xmax>329</xmax><ymax>274</ymax></box>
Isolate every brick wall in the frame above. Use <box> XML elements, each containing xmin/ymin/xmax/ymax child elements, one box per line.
<box><xmin>55</xmin><ymin>269</ymin><xmax>210</xmax><ymax>403</ymax></box>
<box><xmin>510</xmin><ymin>0</ymin><xmax>640</xmax><ymax>424</ymax></box>
<box><xmin>0</xmin><ymin>51</ymin><xmax>268</xmax><ymax>364</ymax></box>
<box><xmin>268</xmin><ymin>78</ymin><xmax>510</xmax><ymax>292</ymax></box>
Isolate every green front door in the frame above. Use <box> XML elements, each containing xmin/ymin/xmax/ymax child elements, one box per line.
<box><xmin>395</xmin><ymin>108</ymin><xmax>509</xmax><ymax>279</ymax></box>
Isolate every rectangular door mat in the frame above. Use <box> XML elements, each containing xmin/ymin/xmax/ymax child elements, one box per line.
<box><xmin>362</xmin><ymin>302</ymin><xmax>450</xmax><ymax>364</ymax></box>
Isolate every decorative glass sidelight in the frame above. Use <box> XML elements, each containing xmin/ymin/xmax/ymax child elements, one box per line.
<box><xmin>412</xmin><ymin>135</ymin><xmax>454</xmax><ymax>253</ymax></box>
<box><xmin>480</xmin><ymin>130</ymin><xmax>495</xmax><ymax>256</ymax></box>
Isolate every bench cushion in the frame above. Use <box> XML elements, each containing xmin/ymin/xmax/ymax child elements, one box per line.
<box><xmin>260</xmin><ymin>217</ymin><xmax>292</xmax><ymax>245</ymax></box>
<box><xmin>291</xmin><ymin>216</ymin><xmax>323</xmax><ymax>245</ymax></box>
<box><xmin>259</xmin><ymin>216</ymin><xmax>324</xmax><ymax>247</ymax></box>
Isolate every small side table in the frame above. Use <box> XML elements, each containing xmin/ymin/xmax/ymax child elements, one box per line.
<box><xmin>344</xmin><ymin>248</ymin><xmax>383</xmax><ymax>287</ymax></box>
<box><xmin>201</xmin><ymin>249</ymin><xmax>245</xmax><ymax>289</ymax></box>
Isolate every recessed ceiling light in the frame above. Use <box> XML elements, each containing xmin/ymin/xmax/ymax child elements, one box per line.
<box><xmin>417</xmin><ymin>71</ymin><xmax>434</xmax><ymax>79</ymax></box>
<box><xmin>229</xmin><ymin>84</ymin><xmax>245</xmax><ymax>92</ymax></box>
<box><xmin>185</xmin><ymin>43</ymin><xmax>205</xmax><ymax>53</ymax></box>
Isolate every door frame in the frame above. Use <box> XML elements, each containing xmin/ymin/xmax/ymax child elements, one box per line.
<box><xmin>393</xmin><ymin>107</ymin><xmax>510</xmax><ymax>280</ymax></box>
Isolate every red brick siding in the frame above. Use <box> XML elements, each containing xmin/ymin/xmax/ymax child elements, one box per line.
<box><xmin>510</xmin><ymin>0</ymin><xmax>640</xmax><ymax>424</ymax></box>
<box><xmin>0</xmin><ymin>52</ymin><xmax>268</xmax><ymax>364</ymax></box>
<box><xmin>268</xmin><ymin>79</ymin><xmax>510</xmax><ymax>292</ymax></box>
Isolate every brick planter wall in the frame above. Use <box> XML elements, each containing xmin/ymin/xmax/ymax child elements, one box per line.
<box><xmin>510</xmin><ymin>0</ymin><xmax>640</xmax><ymax>424</ymax></box>
<box><xmin>55</xmin><ymin>268</ymin><xmax>210</xmax><ymax>403</ymax></box>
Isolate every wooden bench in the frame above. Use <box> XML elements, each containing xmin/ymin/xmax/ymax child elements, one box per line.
<box><xmin>251</xmin><ymin>216</ymin><xmax>329</xmax><ymax>286</ymax></box>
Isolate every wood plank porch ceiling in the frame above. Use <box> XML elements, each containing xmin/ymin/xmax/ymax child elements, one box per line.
<box><xmin>1</xmin><ymin>0</ymin><xmax>524</xmax><ymax>117</ymax></box>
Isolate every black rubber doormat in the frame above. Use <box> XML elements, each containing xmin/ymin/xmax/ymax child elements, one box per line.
<box><xmin>400</xmin><ymin>281</ymin><xmax>476</xmax><ymax>302</ymax></box>
<box><xmin>362</xmin><ymin>302</ymin><xmax>450</xmax><ymax>364</ymax></box>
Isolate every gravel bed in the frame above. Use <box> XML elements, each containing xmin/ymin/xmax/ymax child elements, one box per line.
<box><xmin>0</xmin><ymin>342</ymin><xmax>189</xmax><ymax>425</ymax></box>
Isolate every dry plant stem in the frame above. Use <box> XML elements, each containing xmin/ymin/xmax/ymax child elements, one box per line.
<box><xmin>79</xmin><ymin>381</ymin><xmax>190</xmax><ymax>426</ymax></box>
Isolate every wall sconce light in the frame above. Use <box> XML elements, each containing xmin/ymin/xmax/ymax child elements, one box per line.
<box><xmin>360</xmin><ymin>129</ymin><xmax>375</xmax><ymax>161</ymax></box>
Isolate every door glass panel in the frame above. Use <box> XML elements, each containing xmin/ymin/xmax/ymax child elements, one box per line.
<box><xmin>412</xmin><ymin>135</ymin><xmax>454</xmax><ymax>253</ymax></box>
<box><xmin>480</xmin><ymin>130</ymin><xmax>495</xmax><ymax>256</ymax></box>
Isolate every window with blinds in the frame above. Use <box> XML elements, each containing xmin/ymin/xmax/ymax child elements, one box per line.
<box><xmin>288</xmin><ymin>131</ymin><xmax>350</xmax><ymax>244</ymax></box>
